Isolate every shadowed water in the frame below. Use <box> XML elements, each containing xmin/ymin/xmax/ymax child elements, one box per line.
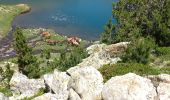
<box><xmin>0</xmin><ymin>0</ymin><xmax>117</xmax><ymax>40</ymax></box>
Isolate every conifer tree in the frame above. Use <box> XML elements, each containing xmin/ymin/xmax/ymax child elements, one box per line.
<box><xmin>111</xmin><ymin>0</ymin><xmax>170</xmax><ymax>46</ymax></box>
<box><xmin>13</xmin><ymin>28</ymin><xmax>40</xmax><ymax>78</ymax></box>
<box><xmin>100</xmin><ymin>18</ymin><xmax>115</xmax><ymax>44</ymax></box>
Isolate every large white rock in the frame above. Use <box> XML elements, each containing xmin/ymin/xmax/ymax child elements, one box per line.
<box><xmin>0</xmin><ymin>92</ymin><xmax>9</xmax><ymax>100</ymax></box>
<box><xmin>157</xmin><ymin>83</ymin><xmax>170</xmax><ymax>100</ymax></box>
<box><xmin>43</xmin><ymin>70</ymin><xmax>70</xmax><ymax>99</ymax></box>
<box><xmin>69</xmin><ymin>88</ymin><xmax>81</xmax><ymax>100</ymax></box>
<box><xmin>78</xmin><ymin>42</ymin><xmax>128</xmax><ymax>69</ymax></box>
<box><xmin>67</xmin><ymin>66</ymin><xmax>103</xmax><ymax>100</ymax></box>
<box><xmin>102</xmin><ymin>73</ymin><xmax>157</xmax><ymax>100</ymax></box>
<box><xmin>157</xmin><ymin>74</ymin><xmax>170</xmax><ymax>83</ymax></box>
<box><xmin>154</xmin><ymin>74</ymin><xmax>170</xmax><ymax>100</ymax></box>
<box><xmin>33</xmin><ymin>93</ymin><xmax>68</xmax><ymax>100</ymax></box>
<box><xmin>9</xmin><ymin>72</ymin><xmax>45</xmax><ymax>98</ymax></box>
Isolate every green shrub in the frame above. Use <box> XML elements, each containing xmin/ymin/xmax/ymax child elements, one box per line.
<box><xmin>122</xmin><ymin>37</ymin><xmax>155</xmax><ymax>64</ymax></box>
<box><xmin>111</xmin><ymin>0</ymin><xmax>170</xmax><ymax>46</ymax></box>
<box><xmin>13</xmin><ymin>28</ymin><xmax>40</xmax><ymax>79</ymax></box>
<box><xmin>0</xmin><ymin>87</ymin><xmax>13</xmax><ymax>97</ymax></box>
<box><xmin>154</xmin><ymin>47</ymin><xmax>170</xmax><ymax>61</ymax></box>
<box><xmin>155</xmin><ymin>47</ymin><xmax>170</xmax><ymax>56</ymax></box>
<box><xmin>160</xmin><ymin>67</ymin><xmax>170</xmax><ymax>74</ymax></box>
<box><xmin>49</xmin><ymin>46</ymin><xmax>88</xmax><ymax>71</ymax></box>
<box><xmin>99</xmin><ymin>63</ymin><xmax>160</xmax><ymax>82</ymax></box>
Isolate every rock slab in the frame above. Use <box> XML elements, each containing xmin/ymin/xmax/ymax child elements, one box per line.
<box><xmin>102</xmin><ymin>73</ymin><xmax>157</xmax><ymax>100</ymax></box>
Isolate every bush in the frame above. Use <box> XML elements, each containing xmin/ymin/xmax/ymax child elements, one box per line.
<box><xmin>13</xmin><ymin>28</ymin><xmax>40</xmax><ymax>78</ymax></box>
<box><xmin>111</xmin><ymin>0</ymin><xmax>170</xmax><ymax>46</ymax></box>
<box><xmin>0</xmin><ymin>87</ymin><xmax>13</xmax><ymax>97</ymax></box>
<box><xmin>121</xmin><ymin>37</ymin><xmax>155</xmax><ymax>64</ymax></box>
<box><xmin>155</xmin><ymin>47</ymin><xmax>170</xmax><ymax>56</ymax></box>
<box><xmin>160</xmin><ymin>67</ymin><xmax>170</xmax><ymax>74</ymax></box>
<box><xmin>49</xmin><ymin>46</ymin><xmax>88</xmax><ymax>71</ymax></box>
<box><xmin>99</xmin><ymin>63</ymin><xmax>160</xmax><ymax>82</ymax></box>
<box><xmin>154</xmin><ymin>47</ymin><xmax>170</xmax><ymax>61</ymax></box>
<box><xmin>0</xmin><ymin>64</ymin><xmax>13</xmax><ymax>96</ymax></box>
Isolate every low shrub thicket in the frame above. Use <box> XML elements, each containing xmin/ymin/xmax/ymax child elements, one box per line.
<box><xmin>99</xmin><ymin>63</ymin><xmax>161</xmax><ymax>82</ymax></box>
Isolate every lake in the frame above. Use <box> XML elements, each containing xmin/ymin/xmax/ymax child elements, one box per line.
<box><xmin>0</xmin><ymin>0</ymin><xmax>117</xmax><ymax>40</ymax></box>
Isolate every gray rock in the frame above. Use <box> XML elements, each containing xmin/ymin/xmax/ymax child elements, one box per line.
<box><xmin>43</xmin><ymin>69</ymin><xmax>70</xmax><ymax>99</ymax></box>
<box><xmin>102</xmin><ymin>73</ymin><xmax>157</xmax><ymax>100</ymax></box>
<box><xmin>78</xmin><ymin>42</ymin><xmax>128</xmax><ymax>69</ymax></box>
<box><xmin>33</xmin><ymin>93</ymin><xmax>68</xmax><ymax>100</ymax></box>
<box><xmin>69</xmin><ymin>88</ymin><xmax>81</xmax><ymax>100</ymax></box>
<box><xmin>67</xmin><ymin>66</ymin><xmax>103</xmax><ymax>100</ymax></box>
<box><xmin>9</xmin><ymin>72</ymin><xmax>45</xmax><ymax>99</ymax></box>
<box><xmin>157</xmin><ymin>83</ymin><xmax>170</xmax><ymax>100</ymax></box>
<box><xmin>147</xmin><ymin>74</ymin><xmax>170</xmax><ymax>100</ymax></box>
<box><xmin>0</xmin><ymin>92</ymin><xmax>9</xmax><ymax>100</ymax></box>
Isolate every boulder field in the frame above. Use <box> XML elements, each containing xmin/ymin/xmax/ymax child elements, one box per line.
<box><xmin>0</xmin><ymin>42</ymin><xmax>170</xmax><ymax>100</ymax></box>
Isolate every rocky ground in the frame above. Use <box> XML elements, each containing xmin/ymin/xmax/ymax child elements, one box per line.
<box><xmin>0</xmin><ymin>42</ymin><xmax>169</xmax><ymax>100</ymax></box>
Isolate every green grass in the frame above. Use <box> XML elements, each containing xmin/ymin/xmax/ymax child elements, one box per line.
<box><xmin>22</xmin><ymin>28</ymin><xmax>89</xmax><ymax>52</ymax></box>
<box><xmin>0</xmin><ymin>87</ymin><xmax>13</xmax><ymax>96</ymax></box>
<box><xmin>99</xmin><ymin>63</ymin><xmax>170</xmax><ymax>82</ymax></box>
<box><xmin>155</xmin><ymin>47</ymin><xmax>170</xmax><ymax>61</ymax></box>
<box><xmin>99</xmin><ymin>63</ymin><xmax>160</xmax><ymax>82</ymax></box>
<box><xmin>0</xmin><ymin>5</ymin><xmax>29</xmax><ymax>38</ymax></box>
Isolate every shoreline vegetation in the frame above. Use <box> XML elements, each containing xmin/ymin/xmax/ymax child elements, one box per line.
<box><xmin>0</xmin><ymin>4</ymin><xmax>30</xmax><ymax>39</ymax></box>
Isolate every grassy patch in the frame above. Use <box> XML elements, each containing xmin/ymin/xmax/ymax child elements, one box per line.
<box><xmin>22</xmin><ymin>28</ymin><xmax>89</xmax><ymax>52</ymax></box>
<box><xmin>0</xmin><ymin>4</ymin><xmax>30</xmax><ymax>37</ymax></box>
<box><xmin>160</xmin><ymin>67</ymin><xmax>170</xmax><ymax>74</ymax></box>
<box><xmin>99</xmin><ymin>63</ymin><xmax>161</xmax><ymax>82</ymax></box>
<box><xmin>155</xmin><ymin>47</ymin><xmax>170</xmax><ymax>61</ymax></box>
<box><xmin>0</xmin><ymin>87</ymin><xmax>12</xmax><ymax>97</ymax></box>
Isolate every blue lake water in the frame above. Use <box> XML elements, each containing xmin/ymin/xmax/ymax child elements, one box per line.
<box><xmin>0</xmin><ymin>0</ymin><xmax>117</xmax><ymax>40</ymax></box>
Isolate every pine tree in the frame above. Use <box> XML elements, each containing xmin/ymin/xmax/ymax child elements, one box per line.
<box><xmin>111</xmin><ymin>0</ymin><xmax>170</xmax><ymax>46</ymax></box>
<box><xmin>100</xmin><ymin>18</ymin><xmax>115</xmax><ymax>44</ymax></box>
<box><xmin>13</xmin><ymin>27</ymin><xmax>40</xmax><ymax>78</ymax></box>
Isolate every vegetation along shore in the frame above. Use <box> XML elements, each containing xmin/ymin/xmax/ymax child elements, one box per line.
<box><xmin>0</xmin><ymin>4</ymin><xmax>30</xmax><ymax>39</ymax></box>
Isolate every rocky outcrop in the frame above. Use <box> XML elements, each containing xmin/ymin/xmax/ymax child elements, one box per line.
<box><xmin>102</xmin><ymin>73</ymin><xmax>157</xmax><ymax>100</ymax></box>
<box><xmin>147</xmin><ymin>74</ymin><xmax>170</xmax><ymax>100</ymax></box>
<box><xmin>34</xmin><ymin>66</ymin><xmax>103</xmax><ymax>100</ymax></box>
<box><xmin>1</xmin><ymin>71</ymin><xmax>170</xmax><ymax>100</ymax></box>
<box><xmin>43</xmin><ymin>70</ymin><xmax>70</xmax><ymax>99</ymax></box>
<box><xmin>1</xmin><ymin>42</ymin><xmax>170</xmax><ymax>100</ymax></box>
<box><xmin>9</xmin><ymin>72</ymin><xmax>45</xmax><ymax>99</ymax></box>
<box><xmin>157</xmin><ymin>74</ymin><xmax>170</xmax><ymax>100</ymax></box>
<box><xmin>78</xmin><ymin>42</ymin><xmax>128</xmax><ymax>69</ymax></box>
<box><xmin>33</xmin><ymin>93</ymin><xmax>68</xmax><ymax>100</ymax></box>
<box><xmin>69</xmin><ymin>88</ymin><xmax>81</xmax><ymax>100</ymax></box>
<box><xmin>157</xmin><ymin>83</ymin><xmax>170</xmax><ymax>100</ymax></box>
<box><xmin>0</xmin><ymin>92</ymin><xmax>9</xmax><ymax>100</ymax></box>
<box><xmin>67</xmin><ymin>66</ymin><xmax>104</xmax><ymax>100</ymax></box>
